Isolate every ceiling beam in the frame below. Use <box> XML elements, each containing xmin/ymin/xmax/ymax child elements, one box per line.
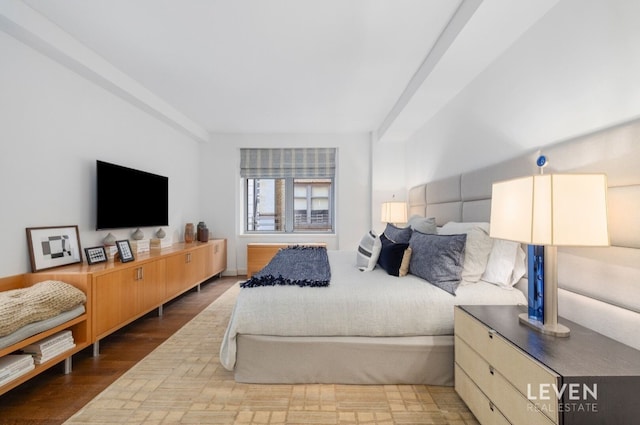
<box><xmin>376</xmin><ymin>0</ymin><xmax>482</xmax><ymax>142</ymax></box>
<box><xmin>0</xmin><ymin>0</ymin><xmax>210</xmax><ymax>143</ymax></box>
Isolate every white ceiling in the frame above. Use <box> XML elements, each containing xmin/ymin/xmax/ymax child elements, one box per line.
<box><xmin>18</xmin><ymin>0</ymin><xmax>558</xmax><ymax>141</ymax></box>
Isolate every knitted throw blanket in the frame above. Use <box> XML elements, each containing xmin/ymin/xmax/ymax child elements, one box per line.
<box><xmin>0</xmin><ymin>280</ymin><xmax>87</xmax><ymax>337</ymax></box>
<box><xmin>241</xmin><ymin>246</ymin><xmax>331</xmax><ymax>288</ymax></box>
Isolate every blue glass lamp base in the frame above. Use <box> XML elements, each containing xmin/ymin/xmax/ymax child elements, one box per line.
<box><xmin>521</xmin><ymin>245</ymin><xmax>570</xmax><ymax>337</ymax></box>
<box><xmin>527</xmin><ymin>245</ymin><xmax>545</xmax><ymax>322</ymax></box>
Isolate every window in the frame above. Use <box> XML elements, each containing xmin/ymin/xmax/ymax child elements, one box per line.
<box><xmin>246</xmin><ymin>178</ymin><xmax>285</xmax><ymax>231</ymax></box>
<box><xmin>241</xmin><ymin>148</ymin><xmax>336</xmax><ymax>233</ymax></box>
<box><xmin>294</xmin><ymin>179</ymin><xmax>331</xmax><ymax>230</ymax></box>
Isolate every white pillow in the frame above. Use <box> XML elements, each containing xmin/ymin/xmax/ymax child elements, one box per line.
<box><xmin>482</xmin><ymin>239</ymin><xmax>526</xmax><ymax>287</ymax></box>
<box><xmin>440</xmin><ymin>222</ymin><xmax>493</xmax><ymax>283</ymax></box>
<box><xmin>511</xmin><ymin>245</ymin><xmax>527</xmax><ymax>286</ymax></box>
<box><xmin>356</xmin><ymin>230</ymin><xmax>382</xmax><ymax>272</ymax></box>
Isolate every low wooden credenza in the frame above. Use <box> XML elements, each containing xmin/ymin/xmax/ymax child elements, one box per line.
<box><xmin>47</xmin><ymin>239</ymin><xmax>226</xmax><ymax>354</ymax></box>
<box><xmin>0</xmin><ymin>239</ymin><xmax>227</xmax><ymax>396</ymax></box>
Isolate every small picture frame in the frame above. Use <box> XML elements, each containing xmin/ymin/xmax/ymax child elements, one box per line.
<box><xmin>84</xmin><ymin>246</ymin><xmax>107</xmax><ymax>265</ymax></box>
<box><xmin>115</xmin><ymin>239</ymin><xmax>135</xmax><ymax>263</ymax></box>
<box><xmin>26</xmin><ymin>225</ymin><xmax>82</xmax><ymax>272</ymax></box>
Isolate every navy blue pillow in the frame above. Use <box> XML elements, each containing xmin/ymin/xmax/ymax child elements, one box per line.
<box><xmin>383</xmin><ymin>223</ymin><xmax>412</xmax><ymax>244</ymax></box>
<box><xmin>377</xmin><ymin>234</ymin><xmax>410</xmax><ymax>276</ymax></box>
<box><xmin>408</xmin><ymin>232</ymin><xmax>467</xmax><ymax>295</ymax></box>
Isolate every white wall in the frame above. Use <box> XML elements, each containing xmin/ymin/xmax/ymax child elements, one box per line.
<box><xmin>0</xmin><ymin>32</ymin><xmax>202</xmax><ymax>275</ymax></box>
<box><xmin>403</xmin><ymin>0</ymin><xmax>640</xmax><ymax>186</ymax></box>
<box><xmin>371</xmin><ymin>138</ymin><xmax>407</xmax><ymax>234</ymax></box>
<box><xmin>200</xmin><ymin>133</ymin><xmax>371</xmax><ymax>275</ymax></box>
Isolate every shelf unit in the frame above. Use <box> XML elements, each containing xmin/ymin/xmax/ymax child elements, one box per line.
<box><xmin>0</xmin><ymin>272</ymin><xmax>91</xmax><ymax>397</ymax></box>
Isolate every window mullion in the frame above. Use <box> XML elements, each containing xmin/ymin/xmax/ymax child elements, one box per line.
<box><xmin>306</xmin><ymin>184</ymin><xmax>311</xmax><ymax>225</ymax></box>
<box><xmin>285</xmin><ymin>178</ymin><xmax>294</xmax><ymax>232</ymax></box>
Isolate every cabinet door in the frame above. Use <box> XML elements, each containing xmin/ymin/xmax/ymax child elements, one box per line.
<box><xmin>165</xmin><ymin>253</ymin><xmax>185</xmax><ymax>299</ymax></box>
<box><xmin>94</xmin><ymin>268</ymin><xmax>137</xmax><ymax>338</ymax></box>
<box><xmin>211</xmin><ymin>240</ymin><xmax>226</xmax><ymax>276</ymax></box>
<box><xmin>188</xmin><ymin>246</ymin><xmax>206</xmax><ymax>285</ymax></box>
<box><xmin>203</xmin><ymin>244</ymin><xmax>215</xmax><ymax>278</ymax></box>
<box><xmin>165</xmin><ymin>251</ymin><xmax>200</xmax><ymax>298</ymax></box>
<box><xmin>137</xmin><ymin>260</ymin><xmax>165</xmax><ymax>313</ymax></box>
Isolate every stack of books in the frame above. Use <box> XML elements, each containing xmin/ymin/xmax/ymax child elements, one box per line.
<box><xmin>150</xmin><ymin>238</ymin><xmax>172</xmax><ymax>249</ymax></box>
<box><xmin>0</xmin><ymin>354</ymin><xmax>35</xmax><ymax>386</ymax></box>
<box><xmin>22</xmin><ymin>330</ymin><xmax>76</xmax><ymax>364</ymax></box>
<box><xmin>131</xmin><ymin>239</ymin><xmax>150</xmax><ymax>253</ymax></box>
<box><xmin>105</xmin><ymin>245</ymin><xmax>118</xmax><ymax>260</ymax></box>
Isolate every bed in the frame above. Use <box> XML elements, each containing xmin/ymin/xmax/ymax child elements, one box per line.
<box><xmin>222</xmin><ymin>118</ymin><xmax>640</xmax><ymax>385</ymax></box>
<box><xmin>220</xmin><ymin>221</ymin><xmax>527</xmax><ymax>385</ymax></box>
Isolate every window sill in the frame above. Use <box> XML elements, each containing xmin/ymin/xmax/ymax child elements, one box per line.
<box><xmin>239</xmin><ymin>233</ymin><xmax>337</xmax><ymax>238</ymax></box>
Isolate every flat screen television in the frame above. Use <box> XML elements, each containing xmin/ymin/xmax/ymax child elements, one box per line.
<box><xmin>96</xmin><ymin>160</ymin><xmax>169</xmax><ymax>230</ymax></box>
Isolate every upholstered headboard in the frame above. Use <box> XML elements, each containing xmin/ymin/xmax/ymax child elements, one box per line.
<box><xmin>409</xmin><ymin>118</ymin><xmax>640</xmax><ymax>351</ymax></box>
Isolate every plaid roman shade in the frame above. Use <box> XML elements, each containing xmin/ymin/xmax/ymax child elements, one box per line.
<box><xmin>240</xmin><ymin>148</ymin><xmax>336</xmax><ymax>178</ymax></box>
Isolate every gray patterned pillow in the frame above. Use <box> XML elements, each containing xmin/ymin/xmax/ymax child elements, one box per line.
<box><xmin>407</xmin><ymin>215</ymin><xmax>437</xmax><ymax>234</ymax></box>
<box><xmin>408</xmin><ymin>232</ymin><xmax>467</xmax><ymax>295</ymax></box>
<box><xmin>383</xmin><ymin>223</ymin><xmax>413</xmax><ymax>243</ymax></box>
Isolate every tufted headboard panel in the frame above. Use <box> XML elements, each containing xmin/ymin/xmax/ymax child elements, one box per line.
<box><xmin>408</xmin><ymin>118</ymin><xmax>640</xmax><ymax>350</ymax></box>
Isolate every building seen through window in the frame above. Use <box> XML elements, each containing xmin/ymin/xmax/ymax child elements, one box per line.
<box><xmin>246</xmin><ymin>178</ymin><xmax>332</xmax><ymax>232</ymax></box>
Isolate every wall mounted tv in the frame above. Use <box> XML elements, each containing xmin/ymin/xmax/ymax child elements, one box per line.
<box><xmin>96</xmin><ymin>160</ymin><xmax>169</xmax><ymax>230</ymax></box>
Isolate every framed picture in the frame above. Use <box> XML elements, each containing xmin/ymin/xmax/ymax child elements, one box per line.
<box><xmin>84</xmin><ymin>246</ymin><xmax>107</xmax><ymax>265</ymax></box>
<box><xmin>26</xmin><ymin>225</ymin><xmax>82</xmax><ymax>272</ymax></box>
<box><xmin>115</xmin><ymin>239</ymin><xmax>135</xmax><ymax>263</ymax></box>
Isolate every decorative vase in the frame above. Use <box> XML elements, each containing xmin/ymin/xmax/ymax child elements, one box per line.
<box><xmin>198</xmin><ymin>227</ymin><xmax>209</xmax><ymax>242</ymax></box>
<box><xmin>156</xmin><ymin>228</ymin><xmax>166</xmax><ymax>239</ymax></box>
<box><xmin>103</xmin><ymin>232</ymin><xmax>116</xmax><ymax>246</ymax></box>
<box><xmin>184</xmin><ymin>223</ymin><xmax>195</xmax><ymax>243</ymax></box>
<box><xmin>197</xmin><ymin>221</ymin><xmax>208</xmax><ymax>242</ymax></box>
<box><xmin>132</xmin><ymin>228</ymin><xmax>144</xmax><ymax>240</ymax></box>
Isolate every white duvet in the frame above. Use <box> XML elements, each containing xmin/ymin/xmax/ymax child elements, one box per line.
<box><xmin>220</xmin><ymin>250</ymin><xmax>526</xmax><ymax>370</ymax></box>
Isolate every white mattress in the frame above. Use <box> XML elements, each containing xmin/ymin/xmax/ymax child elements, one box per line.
<box><xmin>220</xmin><ymin>250</ymin><xmax>526</xmax><ymax>370</ymax></box>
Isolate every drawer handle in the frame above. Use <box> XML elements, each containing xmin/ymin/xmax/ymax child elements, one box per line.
<box><xmin>489</xmin><ymin>402</ymin><xmax>495</xmax><ymax>412</ymax></box>
<box><xmin>488</xmin><ymin>329</ymin><xmax>496</xmax><ymax>339</ymax></box>
<box><xmin>489</xmin><ymin>365</ymin><xmax>494</xmax><ymax>375</ymax></box>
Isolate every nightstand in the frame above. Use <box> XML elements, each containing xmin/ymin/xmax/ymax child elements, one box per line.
<box><xmin>454</xmin><ymin>305</ymin><xmax>640</xmax><ymax>425</ymax></box>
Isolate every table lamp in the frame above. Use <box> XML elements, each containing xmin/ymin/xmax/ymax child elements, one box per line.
<box><xmin>381</xmin><ymin>198</ymin><xmax>407</xmax><ymax>225</ymax></box>
<box><xmin>489</xmin><ymin>156</ymin><xmax>609</xmax><ymax>337</ymax></box>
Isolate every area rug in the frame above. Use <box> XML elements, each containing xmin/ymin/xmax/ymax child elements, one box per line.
<box><xmin>64</xmin><ymin>283</ymin><xmax>477</xmax><ymax>425</ymax></box>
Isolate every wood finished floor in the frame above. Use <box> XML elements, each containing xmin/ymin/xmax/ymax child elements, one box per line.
<box><xmin>0</xmin><ymin>276</ymin><xmax>237</xmax><ymax>425</ymax></box>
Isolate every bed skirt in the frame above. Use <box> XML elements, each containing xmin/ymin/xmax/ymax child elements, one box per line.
<box><xmin>234</xmin><ymin>334</ymin><xmax>454</xmax><ymax>385</ymax></box>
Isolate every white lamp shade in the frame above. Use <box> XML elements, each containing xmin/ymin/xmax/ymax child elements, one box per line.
<box><xmin>381</xmin><ymin>201</ymin><xmax>407</xmax><ymax>224</ymax></box>
<box><xmin>490</xmin><ymin>174</ymin><xmax>609</xmax><ymax>246</ymax></box>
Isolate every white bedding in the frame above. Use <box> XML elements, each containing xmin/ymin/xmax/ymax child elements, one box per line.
<box><xmin>220</xmin><ymin>250</ymin><xmax>526</xmax><ymax>370</ymax></box>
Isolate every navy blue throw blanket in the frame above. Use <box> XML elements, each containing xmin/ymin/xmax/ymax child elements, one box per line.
<box><xmin>241</xmin><ymin>245</ymin><xmax>331</xmax><ymax>288</ymax></box>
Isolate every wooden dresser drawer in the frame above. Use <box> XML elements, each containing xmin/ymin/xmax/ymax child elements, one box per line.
<box><xmin>455</xmin><ymin>307</ymin><xmax>559</xmax><ymax>424</ymax></box>
<box><xmin>456</xmin><ymin>336</ymin><xmax>555</xmax><ymax>425</ymax></box>
<box><xmin>455</xmin><ymin>364</ymin><xmax>511</xmax><ymax>425</ymax></box>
